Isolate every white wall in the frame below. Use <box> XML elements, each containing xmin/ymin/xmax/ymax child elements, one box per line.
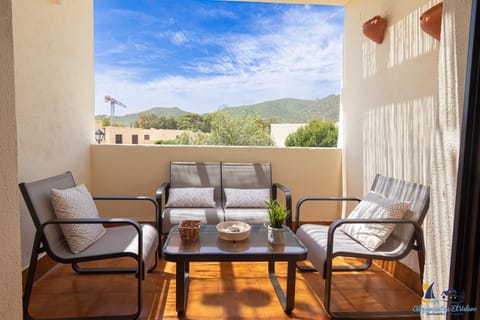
<box><xmin>13</xmin><ymin>0</ymin><xmax>95</xmax><ymax>268</ymax></box>
<box><xmin>342</xmin><ymin>0</ymin><xmax>471</xmax><ymax>300</ymax></box>
<box><xmin>0</xmin><ymin>0</ymin><xmax>23</xmax><ymax>317</ymax></box>
<box><xmin>343</xmin><ymin>0</ymin><xmax>440</xmax><ymax>271</ymax></box>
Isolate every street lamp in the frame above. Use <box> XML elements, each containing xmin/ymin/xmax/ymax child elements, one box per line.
<box><xmin>95</xmin><ymin>129</ymin><xmax>105</xmax><ymax>144</ymax></box>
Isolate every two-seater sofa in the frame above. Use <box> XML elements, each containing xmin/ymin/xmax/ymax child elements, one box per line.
<box><xmin>155</xmin><ymin>162</ymin><xmax>291</xmax><ymax>237</ymax></box>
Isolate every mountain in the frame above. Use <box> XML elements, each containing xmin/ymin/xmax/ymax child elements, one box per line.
<box><xmin>95</xmin><ymin>95</ymin><xmax>340</xmax><ymax>125</ymax></box>
<box><xmin>220</xmin><ymin>95</ymin><xmax>339</xmax><ymax>123</ymax></box>
<box><xmin>96</xmin><ymin>107</ymin><xmax>187</xmax><ymax>125</ymax></box>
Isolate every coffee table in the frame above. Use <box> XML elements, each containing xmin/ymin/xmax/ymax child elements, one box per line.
<box><xmin>162</xmin><ymin>224</ymin><xmax>308</xmax><ymax>315</ymax></box>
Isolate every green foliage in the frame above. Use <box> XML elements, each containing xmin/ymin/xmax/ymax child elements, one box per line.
<box><xmin>265</xmin><ymin>199</ymin><xmax>290</xmax><ymax>228</ymax></box>
<box><xmin>134</xmin><ymin>112</ymin><xmax>160</xmax><ymax>129</ymax></box>
<box><xmin>102</xmin><ymin>117</ymin><xmax>111</xmax><ymax>127</ymax></box>
<box><xmin>155</xmin><ymin>133</ymin><xmax>191</xmax><ymax>145</ymax></box>
<box><xmin>208</xmin><ymin>112</ymin><xmax>273</xmax><ymax>146</ymax></box>
<box><xmin>285</xmin><ymin>119</ymin><xmax>338</xmax><ymax>147</ymax></box>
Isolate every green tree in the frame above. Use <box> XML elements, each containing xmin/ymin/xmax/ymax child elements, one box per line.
<box><xmin>102</xmin><ymin>117</ymin><xmax>111</xmax><ymax>127</ymax></box>
<box><xmin>176</xmin><ymin>113</ymin><xmax>205</xmax><ymax>131</ymax></box>
<box><xmin>208</xmin><ymin>112</ymin><xmax>273</xmax><ymax>146</ymax></box>
<box><xmin>285</xmin><ymin>119</ymin><xmax>338</xmax><ymax>147</ymax></box>
<box><xmin>134</xmin><ymin>111</ymin><xmax>160</xmax><ymax>129</ymax></box>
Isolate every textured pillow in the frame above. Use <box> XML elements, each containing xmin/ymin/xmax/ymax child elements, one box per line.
<box><xmin>50</xmin><ymin>184</ymin><xmax>106</xmax><ymax>254</ymax></box>
<box><xmin>224</xmin><ymin>188</ymin><xmax>271</xmax><ymax>208</ymax></box>
<box><xmin>341</xmin><ymin>191</ymin><xmax>411</xmax><ymax>251</ymax></box>
<box><xmin>166</xmin><ymin>187</ymin><xmax>216</xmax><ymax>208</ymax></box>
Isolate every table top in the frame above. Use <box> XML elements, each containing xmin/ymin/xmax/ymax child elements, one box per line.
<box><xmin>162</xmin><ymin>224</ymin><xmax>307</xmax><ymax>262</ymax></box>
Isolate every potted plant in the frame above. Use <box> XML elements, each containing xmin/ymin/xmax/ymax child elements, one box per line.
<box><xmin>265</xmin><ymin>199</ymin><xmax>290</xmax><ymax>245</ymax></box>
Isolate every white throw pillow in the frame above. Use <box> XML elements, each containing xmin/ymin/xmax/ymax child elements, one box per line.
<box><xmin>50</xmin><ymin>184</ymin><xmax>106</xmax><ymax>254</ymax></box>
<box><xmin>341</xmin><ymin>191</ymin><xmax>411</xmax><ymax>251</ymax></box>
<box><xmin>224</xmin><ymin>188</ymin><xmax>271</xmax><ymax>208</ymax></box>
<box><xmin>166</xmin><ymin>187</ymin><xmax>216</xmax><ymax>208</ymax></box>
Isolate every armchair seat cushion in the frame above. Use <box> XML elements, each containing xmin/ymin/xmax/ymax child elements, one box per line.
<box><xmin>50</xmin><ymin>224</ymin><xmax>158</xmax><ymax>269</ymax></box>
<box><xmin>296</xmin><ymin>223</ymin><xmax>374</xmax><ymax>277</ymax></box>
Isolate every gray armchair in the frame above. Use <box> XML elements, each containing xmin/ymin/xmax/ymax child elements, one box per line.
<box><xmin>19</xmin><ymin>171</ymin><xmax>159</xmax><ymax>320</ymax></box>
<box><xmin>295</xmin><ymin>174</ymin><xmax>430</xmax><ymax>319</ymax></box>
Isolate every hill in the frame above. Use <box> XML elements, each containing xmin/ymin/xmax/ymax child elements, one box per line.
<box><xmin>96</xmin><ymin>107</ymin><xmax>187</xmax><ymax>126</ymax></box>
<box><xmin>95</xmin><ymin>95</ymin><xmax>340</xmax><ymax>125</ymax></box>
<box><xmin>220</xmin><ymin>95</ymin><xmax>339</xmax><ymax>123</ymax></box>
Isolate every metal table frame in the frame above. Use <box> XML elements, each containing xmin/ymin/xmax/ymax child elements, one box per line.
<box><xmin>162</xmin><ymin>224</ymin><xmax>307</xmax><ymax>316</ymax></box>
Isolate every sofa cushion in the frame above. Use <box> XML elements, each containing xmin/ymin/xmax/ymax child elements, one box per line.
<box><xmin>50</xmin><ymin>184</ymin><xmax>106</xmax><ymax>254</ymax></box>
<box><xmin>341</xmin><ymin>191</ymin><xmax>410</xmax><ymax>251</ymax></box>
<box><xmin>166</xmin><ymin>187</ymin><xmax>216</xmax><ymax>208</ymax></box>
<box><xmin>162</xmin><ymin>207</ymin><xmax>224</xmax><ymax>233</ymax></box>
<box><xmin>224</xmin><ymin>188</ymin><xmax>270</xmax><ymax>208</ymax></box>
<box><xmin>224</xmin><ymin>208</ymin><xmax>270</xmax><ymax>224</ymax></box>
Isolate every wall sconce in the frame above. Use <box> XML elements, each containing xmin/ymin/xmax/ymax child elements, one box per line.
<box><xmin>95</xmin><ymin>129</ymin><xmax>105</xmax><ymax>144</ymax></box>
<box><xmin>420</xmin><ymin>2</ymin><xmax>443</xmax><ymax>41</ymax></box>
<box><xmin>362</xmin><ymin>15</ymin><xmax>387</xmax><ymax>44</ymax></box>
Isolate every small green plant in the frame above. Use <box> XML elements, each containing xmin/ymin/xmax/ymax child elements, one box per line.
<box><xmin>265</xmin><ymin>199</ymin><xmax>290</xmax><ymax>229</ymax></box>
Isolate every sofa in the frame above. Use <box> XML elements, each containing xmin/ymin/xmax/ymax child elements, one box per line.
<box><xmin>155</xmin><ymin>162</ymin><xmax>291</xmax><ymax>236</ymax></box>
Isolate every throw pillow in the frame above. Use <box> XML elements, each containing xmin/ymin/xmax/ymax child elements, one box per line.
<box><xmin>166</xmin><ymin>187</ymin><xmax>216</xmax><ymax>208</ymax></box>
<box><xmin>224</xmin><ymin>188</ymin><xmax>271</xmax><ymax>208</ymax></box>
<box><xmin>341</xmin><ymin>191</ymin><xmax>411</xmax><ymax>251</ymax></box>
<box><xmin>50</xmin><ymin>184</ymin><xmax>106</xmax><ymax>254</ymax></box>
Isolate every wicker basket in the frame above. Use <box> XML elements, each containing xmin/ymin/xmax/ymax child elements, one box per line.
<box><xmin>179</xmin><ymin>220</ymin><xmax>201</xmax><ymax>241</ymax></box>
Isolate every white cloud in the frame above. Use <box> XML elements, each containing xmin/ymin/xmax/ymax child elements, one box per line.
<box><xmin>95</xmin><ymin>6</ymin><xmax>343</xmax><ymax>115</ymax></box>
<box><xmin>171</xmin><ymin>32</ymin><xmax>188</xmax><ymax>45</ymax></box>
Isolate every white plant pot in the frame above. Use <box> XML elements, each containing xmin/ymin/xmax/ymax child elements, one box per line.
<box><xmin>267</xmin><ymin>224</ymin><xmax>286</xmax><ymax>245</ymax></box>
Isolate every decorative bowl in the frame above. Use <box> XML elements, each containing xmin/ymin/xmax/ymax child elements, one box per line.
<box><xmin>216</xmin><ymin>221</ymin><xmax>251</xmax><ymax>241</ymax></box>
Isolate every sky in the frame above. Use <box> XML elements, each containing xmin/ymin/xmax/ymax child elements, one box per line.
<box><xmin>94</xmin><ymin>0</ymin><xmax>344</xmax><ymax>116</ymax></box>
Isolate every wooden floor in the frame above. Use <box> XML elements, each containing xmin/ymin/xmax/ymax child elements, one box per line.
<box><xmin>26</xmin><ymin>257</ymin><xmax>421</xmax><ymax>319</ymax></box>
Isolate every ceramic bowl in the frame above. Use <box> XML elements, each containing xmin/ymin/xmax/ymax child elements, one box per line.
<box><xmin>216</xmin><ymin>221</ymin><xmax>251</xmax><ymax>241</ymax></box>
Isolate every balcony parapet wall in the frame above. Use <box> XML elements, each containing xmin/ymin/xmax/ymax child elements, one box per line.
<box><xmin>91</xmin><ymin>144</ymin><xmax>343</xmax><ymax>223</ymax></box>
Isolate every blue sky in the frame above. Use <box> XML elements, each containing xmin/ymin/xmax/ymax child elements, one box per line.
<box><xmin>94</xmin><ymin>0</ymin><xmax>344</xmax><ymax>116</ymax></box>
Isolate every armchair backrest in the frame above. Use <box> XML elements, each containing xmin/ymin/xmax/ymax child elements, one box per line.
<box><xmin>19</xmin><ymin>172</ymin><xmax>76</xmax><ymax>254</ymax></box>
<box><xmin>170</xmin><ymin>162</ymin><xmax>222</xmax><ymax>205</ymax></box>
<box><xmin>370</xmin><ymin>174</ymin><xmax>430</xmax><ymax>252</ymax></box>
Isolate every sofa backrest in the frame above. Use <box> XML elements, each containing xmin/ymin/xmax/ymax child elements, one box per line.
<box><xmin>170</xmin><ymin>162</ymin><xmax>222</xmax><ymax>204</ymax></box>
<box><xmin>221</xmin><ymin>162</ymin><xmax>272</xmax><ymax>189</ymax></box>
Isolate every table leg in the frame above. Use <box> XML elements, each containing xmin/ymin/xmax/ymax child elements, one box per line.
<box><xmin>268</xmin><ymin>260</ymin><xmax>297</xmax><ymax>314</ymax></box>
<box><xmin>176</xmin><ymin>261</ymin><xmax>190</xmax><ymax>316</ymax></box>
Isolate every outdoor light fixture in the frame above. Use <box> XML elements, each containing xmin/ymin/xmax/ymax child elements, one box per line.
<box><xmin>95</xmin><ymin>129</ymin><xmax>105</xmax><ymax>144</ymax></box>
<box><xmin>420</xmin><ymin>2</ymin><xmax>443</xmax><ymax>41</ymax></box>
<box><xmin>362</xmin><ymin>15</ymin><xmax>387</xmax><ymax>44</ymax></box>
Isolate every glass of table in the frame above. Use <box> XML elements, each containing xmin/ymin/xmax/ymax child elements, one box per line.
<box><xmin>162</xmin><ymin>224</ymin><xmax>308</xmax><ymax>316</ymax></box>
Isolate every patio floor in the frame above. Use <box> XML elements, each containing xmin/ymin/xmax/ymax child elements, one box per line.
<box><xmin>26</xmin><ymin>257</ymin><xmax>421</xmax><ymax>319</ymax></box>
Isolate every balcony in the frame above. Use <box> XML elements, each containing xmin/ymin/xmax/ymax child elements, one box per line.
<box><xmin>2</xmin><ymin>0</ymin><xmax>478</xmax><ymax>319</ymax></box>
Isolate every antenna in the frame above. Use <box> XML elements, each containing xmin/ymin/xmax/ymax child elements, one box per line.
<box><xmin>104</xmin><ymin>95</ymin><xmax>127</xmax><ymax>124</ymax></box>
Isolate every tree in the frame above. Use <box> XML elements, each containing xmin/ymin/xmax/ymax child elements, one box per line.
<box><xmin>208</xmin><ymin>112</ymin><xmax>273</xmax><ymax>146</ymax></box>
<box><xmin>134</xmin><ymin>111</ymin><xmax>160</xmax><ymax>129</ymax></box>
<box><xmin>285</xmin><ymin>119</ymin><xmax>338</xmax><ymax>147</ymax></box>
<box><xmin>102</xmin><ymin>117</ymin><xmax>111</xmax><ymax>127</ymax></box>
<box><xmin>176</xmin><ymin>113</ymin><xmax>205</xmax><ymax>131</ymax></box>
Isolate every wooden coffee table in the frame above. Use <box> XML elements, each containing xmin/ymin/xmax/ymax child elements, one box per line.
<box><xmin>162</xmin><ymin>224</ymin><xmax>308</xmax><ymax>316</ymax></box>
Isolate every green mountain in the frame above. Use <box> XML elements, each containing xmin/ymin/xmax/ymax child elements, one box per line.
<box><xmin>96</xmin><ymin>107</ymin><xmax>187</xmax><ymax>125</ymax></box>
<box><xmin>95</xmin><ymin>95</ymin><xmax>340</xmax><ymax>125</ymax></box>
<box><xmin>220</xmin><ymin>95</ymin><xmax>339</xmax><ymax>123</ymax></box>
